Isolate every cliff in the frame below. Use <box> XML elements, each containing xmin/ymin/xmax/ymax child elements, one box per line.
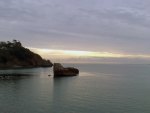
<box><xmin>0</xmin><ymin>40</ymin><xmax>53</xmax><ymax>69</ymax></box>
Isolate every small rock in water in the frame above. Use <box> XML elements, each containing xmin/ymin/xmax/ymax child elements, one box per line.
<box><xmin>53</xmin><ymin>63</ymin><xmax>79</xmax><ymax>77</ymax></box>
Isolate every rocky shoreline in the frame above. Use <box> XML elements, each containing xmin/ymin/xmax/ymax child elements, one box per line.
<box><xmin>0</xmin><ymin>40</ymin><xmax>53</xmax><ymax>69</ymax></box>
<box><xmin>0</xmin><ymin>40</ymin><xmax>79</xmax><ymax>78</ymax></box>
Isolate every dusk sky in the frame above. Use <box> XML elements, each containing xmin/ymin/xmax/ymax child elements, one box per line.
<box><xmin>1</xmin><ymin>0</ymin><xmax>150</xmax><ymax>63</ymax></box>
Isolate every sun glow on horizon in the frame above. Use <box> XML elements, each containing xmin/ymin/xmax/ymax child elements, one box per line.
<box><xmin>28</xmin><ymin>47</ymin><xmax>150</xmax><ymax>60</ymax></box>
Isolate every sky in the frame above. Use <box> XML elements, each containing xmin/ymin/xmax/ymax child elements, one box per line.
<box><xmin>0</xmin><ymin>0</ymin><xmax>150</xmax><ymax>63</ymax></box>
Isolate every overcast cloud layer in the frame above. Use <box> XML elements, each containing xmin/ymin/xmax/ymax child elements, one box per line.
<box><xmin>0</xmin><ymin>0</ymin><xmax>150</xmax><ymax>61</ymax></box>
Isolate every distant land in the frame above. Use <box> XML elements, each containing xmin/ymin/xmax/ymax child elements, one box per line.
<box><xmin>0</xmin><ymin>40</ymin><xmax>53</xmax><ymax>69</ymax></box>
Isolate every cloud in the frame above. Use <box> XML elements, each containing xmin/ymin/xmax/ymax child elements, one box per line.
<box><xmin>1</xmin><ymin>0</ymin><xmax>150</xmax><ymax>63</ymax></box>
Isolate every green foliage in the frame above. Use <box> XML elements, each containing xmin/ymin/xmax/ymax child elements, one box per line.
<box><xmin>0</xmin><ymin>40</ymin><xmax>24</xmax><ymax>61</ymax></box>
<box><xmin>0</xmin><ymin>40</ymin><xmax>52</xmax><ymax>68</ymax></box>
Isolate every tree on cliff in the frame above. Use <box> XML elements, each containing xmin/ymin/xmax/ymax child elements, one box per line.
<box><xmin>0</xmin><ymin>40</ymin><xmax>53</xmax><ymax>68</ymax></box>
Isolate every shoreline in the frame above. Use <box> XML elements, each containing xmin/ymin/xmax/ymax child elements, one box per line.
<box><xmin>0</xmin><ymin>65</ymin><xmax>53</xmax><ymax>70</ymax></box>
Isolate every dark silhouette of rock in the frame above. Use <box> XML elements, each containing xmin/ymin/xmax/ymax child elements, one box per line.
<box><xmin>48</xmin><ymin>74</ymin><xmax>51</xmax><ymax>77</ymax></box>
<box><xmin>53</xmin><ymin>63</ymin><xmax>79</xmax><ymax>77</ymax></box>
<box><xmin>0</xmin><ymin>40</ymin><xmax>53</xmax><ymax>69</ymax></box>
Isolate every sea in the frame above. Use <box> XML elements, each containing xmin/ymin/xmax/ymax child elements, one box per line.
<box><xmin>0</xmin><ymin>64</ymin><xmax>150</xmax><ymax>113</ymax></box>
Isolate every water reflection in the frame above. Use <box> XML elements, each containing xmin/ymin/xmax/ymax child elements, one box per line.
<box><xmin>51</xmin><ymin>77</ymin><xmax>79</xmax><ymax>113</ymax></box>
<box><xmin>0</xmin><ymin>73</ymin><xmax>34</xmax><ymax>80</ymax></box>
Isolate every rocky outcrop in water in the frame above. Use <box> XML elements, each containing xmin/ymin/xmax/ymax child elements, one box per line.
<box><xmin>53</xmin><ymin>63</ymin><xmax>79</xmax><ymax>77</ymax></box>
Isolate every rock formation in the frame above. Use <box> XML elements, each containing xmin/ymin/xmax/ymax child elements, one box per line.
<box><xmin>53</xmin><ymin>63</ymin><xmax>79</xmax><ymax>77</ymax></box>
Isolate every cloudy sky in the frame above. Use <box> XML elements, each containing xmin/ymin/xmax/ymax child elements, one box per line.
<box><xmin>0</xmin><ymin>0</ymin><xmax>150</xmax><ymax>63</ymax></box>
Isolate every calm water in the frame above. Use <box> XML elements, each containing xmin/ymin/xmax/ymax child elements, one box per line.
<box><xmin>0</xmin><ymin>64</ymin><xmax>150</xmax><ymax>113</ymax></box>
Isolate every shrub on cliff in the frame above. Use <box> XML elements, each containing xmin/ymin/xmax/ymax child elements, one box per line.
<box><xmin>0</xmin><ymin>40</ymin><xmax>53</xmax><ymax>68</ymax></box>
